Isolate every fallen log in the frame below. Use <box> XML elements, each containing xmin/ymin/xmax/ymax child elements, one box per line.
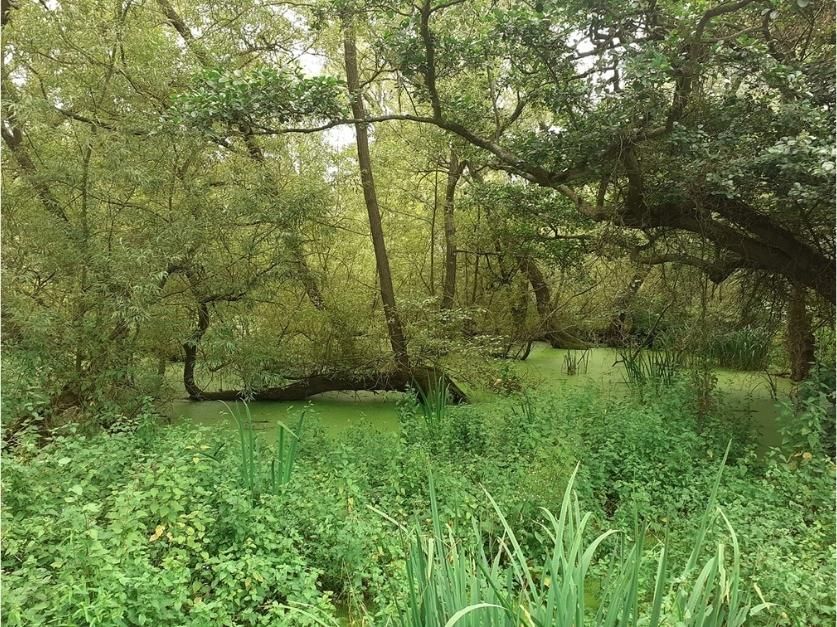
<box><xmin>185</xmin><ymin>367</ymin><xmax>469</xmax><ymax>404</ymax></box>
<box><xmin>182</xmin><ymin>297</ymin><xmax>468</xmax><ymax>404</ymax></box>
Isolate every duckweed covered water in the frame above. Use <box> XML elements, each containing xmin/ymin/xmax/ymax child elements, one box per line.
<box><xmin>172</xmin><ymin>343</ymin><xmax>792</xmax><ymax>449</ymax></box>
<box><xmin>172</xmin><ymin>391</ymin><xmax>403</xmax><ymax>439</ymax></box>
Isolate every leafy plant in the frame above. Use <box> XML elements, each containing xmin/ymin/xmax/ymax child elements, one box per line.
<box><xmin>172</xmin><ymin>66</ymin><xmax>345</xmax><ymax>133</ymax></box>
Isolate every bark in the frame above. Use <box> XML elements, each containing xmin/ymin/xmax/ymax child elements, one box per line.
<box><xmin>184</xmin><ymin>367</ymin><xmax>467</xmax><ymax>403</ymax></box>
<box><xmin>441</xmin><ymin>149</ymin><xmax>464</xmax><ymax>310</ymax></box>
<box><xmin>787</xmin><ymin>284</ymin><xmax>815</xmax><ymax>382</ymax></box>
<box><xmin>521</xmin><ymin>258</ymin><xmax>588</xmax><ymax>349</ymax></box>
<box><xmin>183</xmin><ymin>301</ymin><xmax>211</xmax><ymax>399</ymax></box>
<box><xmin>429</xmin><ymin>170</ymin><xmax>437</xmax><ymax>294</ymax></box>
<box><xmin>289</xmin><ymin>238</ymin><xmax>325</xmax><ymax>311</ymax></box>
<box><xmin>343</xmin><ymin>19</ymin><xmax>410</xmax><ymax>371</ymax></box>
<box><xmin>605</xmin><ymin>267</ymin><xmax>651</xmax><ymax>344</ymax></box>
<box><xmin>502</xmin><ymin>273</ymin><xmax>530</xmax><ymax>357</ymax></box>
<box><xmin>515</xmin><ymin>340</ymin><xmax>534</xmax><ymax>361</ymax></box>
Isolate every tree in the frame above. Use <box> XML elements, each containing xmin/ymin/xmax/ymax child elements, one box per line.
<box><xmin>441</xmin><ymin>148</ymin><xmax>465</xmax><ymax>310</ymax></box>
<box><xmin>290</xmin><ymin>0</ymin><xmax>835</xmax><ymax>303</ymax></box>
<box><xmin>342</xmin><ymin>15</ymin><xmax>410</xmax><ymax>371</ymax></box>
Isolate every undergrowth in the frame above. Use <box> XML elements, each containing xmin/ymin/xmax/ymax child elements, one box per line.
<box><xmin>2</xmin><ymin>382</ymin><xmax>833</xmax><ymax>625</ymax></box>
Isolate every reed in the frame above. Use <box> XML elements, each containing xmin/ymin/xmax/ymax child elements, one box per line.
<box><xmin>706</xmin><ymin>328</ymin><xmax>771</xmax><ymax>371</ymax></box>
<box><xmin>220</xmin><ymin>401</ymin><xmax>305</xmax><ymax>501</ymax></box>
<box><xmin>618</xmin><ymin>347</ymin><xmax>683</xmax><ymax>390</ymax></box>
<box><xmin>415</xmin><ymin>374</ymin><xmax>450</xmax><ymax>436</ymax></box>
<box><xmin>562</xmin><ymin>349</ymin><xmax>590</xmax><ymax>376</ymax></box>
<box><xmin>396</xmin><ymin>447</ymin><xmax>772</xmax><ymax>627</ymax></box>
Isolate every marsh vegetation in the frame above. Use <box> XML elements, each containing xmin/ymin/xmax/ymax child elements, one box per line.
<box><xmin>2</xmin><ymin>0</ymin><xmax>835</xmax><ymax>624</ymax></box>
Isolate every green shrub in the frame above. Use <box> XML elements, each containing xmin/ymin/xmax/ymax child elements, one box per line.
<box><xmin>1</xmin><ymin>427</ymin><xmax>333</xmax><ymax>626</ymax></box>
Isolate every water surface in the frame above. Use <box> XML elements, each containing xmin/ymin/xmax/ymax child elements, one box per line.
<box><xmin>170</xmin><ymin>344</ymin><xmax>793</xmax><ymax>449</ymax></box>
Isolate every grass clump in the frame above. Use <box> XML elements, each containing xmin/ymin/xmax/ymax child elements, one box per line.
<box><xmin>562</xmin><ymin>349</ymin><xmax>591</xmax><ymax>375</ymax></box>
<box><xmin>397</xmin><ymin>454</ymin><xmax>771</xmax><ymax>627</ymax></box>
<box><xmin>705</xmin><ymin>327</ymin><xmax>772</xmax><ymax>371</ymax></box>
<box><xmin>618</xmin><ymin>346</ymin><xmax>683</xmax><ymax>390</ymax></box>
<box><xmin>221</xmin><ymin>401</ymin><xmax>306</xmax><ymax>502</ymax></box>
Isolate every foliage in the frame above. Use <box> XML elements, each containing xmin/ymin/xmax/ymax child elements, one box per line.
<box><xmin>219</xmin><ymin>401</ymin><xmax>306</xmax><ymax>502</ymax></box>
<box><xmin>617</xmin><ymin>347</ymin><xmax>683</xmax><ymax>390</ymax></box>
<box><xmin>414</xmin><ymin>374</ymin><xmax>450</xmax><ymax>437</ymax></box>
<box><xmin>1</xmin><ymin>3</ymin><xmax>834</xmax><ymax>624</ymax></box>
<box><xmin>1</xmin><ymin>424</ymin><xmax>332</xmax><ymax>626</ymax></box>
<box><xmin>3</xmin><ymin>0</ymin><xmax>832</xmax><ymax>423</ymax></box>
<box><xmin>775</xmin><ymin>364</ymin><xmax>836</xmax><ymax>460</ymax></box>
<box><xmin>397</xmin><ymin>460</ymin><xmax>771</xmax><ymax>627</ymax></box>
<box><xmin>172</xmin><ymin>67</ymin><xmax>345</xmax><ymax>134</ymax></box>
<box><xmin>2</xmin><ymin>385</ymin><xmax>833</xmax><ymax>625</ymax></box>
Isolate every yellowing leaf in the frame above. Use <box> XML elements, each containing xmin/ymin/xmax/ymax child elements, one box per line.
<box><xmin>149</xmin><ymin>525</ymin><xmax>166</xmax><ymax>542</ymax></box>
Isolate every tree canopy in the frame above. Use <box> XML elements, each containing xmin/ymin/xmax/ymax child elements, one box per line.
<box><xmin>2</xmin><ymin>0</ymin><xmax>834</xmax><ymax>415</ymax></box>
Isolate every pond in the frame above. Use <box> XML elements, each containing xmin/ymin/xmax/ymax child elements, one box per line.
<box><xmin>170</xmin><ymin>343</ymin><xmax>794</xmax><ymax>450</ymax></box>
<box><xmin>171</xmin><ymin>391</ymin><xmax>402</xmax><ymax>439</ymax></box>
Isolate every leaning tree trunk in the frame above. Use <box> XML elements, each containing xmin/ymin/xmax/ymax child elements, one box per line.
<box><xmin>441</xmin><ymin>149</ymin><xmax>464</xmax><ymax>310</ymax></box>
<box><xmin>180</xmin><ymin>297</ymin><xmax>468</xmax><ymax>401</ymax></box>
<box><xmin>343</xmin><ymin>19</ymin><xmax>410</xmax><ymax>371</ymax></box>
<box><xmin>787</xmin><ymin>283</ymin><xmax>815</xmax><ymax>382</ymax></box>
<box><xmin>180</xmin><ymin>293</ymin><xmax>468</xmax><ymax>402</ymax></box>
<box><xmin>521</xmin><ymin>258</ymin><xmax>587</xmax><ymax>349</ymax></box>
<box><xmin>187</xmin><ymin>368</ymin><xmax>468</xmax><ymax>403</ymax></box>
<box><xmin>605</xmin><ymin>266</ymin><xmax>651</xmax><ymax>345</ymax></box>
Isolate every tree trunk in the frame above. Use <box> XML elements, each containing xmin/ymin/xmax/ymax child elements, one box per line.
<box><xmin>183</xmin><ymin>301</ymin><xmax>211</xmax><ymax>399</ymax></box>
<box><xmin>441</xmin><ymin>149</ymin><xmax>464</xmax><ymax>310</ymax></box>
<box><xmin>343</xmin><ymin>19</ymin><xmax>410</xmax><ymax>371</ymax></box>
<box><xmin>183</xmin><ymin>366</ymin><xmax>467</xmax><ymax>403</ymax></box>
<box><xmin>605</xmin><ymin>267</ymin><xmax>651</xmax><ymax>345</ymax></box>
<box><xmin>289</xmin><ymin>237</ymin><xmax>325</xmax><ymax>311</ymax></box>
<box><xmin>429</xmin><ymin>169</ymin><xmax>437</xmax><ymax>295</ymax></box>
<box><xmin>502</xmin><ymin>273</ymin><xmax>530</xmax><ymax>357</ymax></box>
<box><xmin>787</xmin><ymin>284</ymin><xmax>815</xmax><ymax>382</ymax></box>
<box><xmin>521</xmin><ymin>258</ymin><xmax>588</xmax><ymax>349</ymax></box>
